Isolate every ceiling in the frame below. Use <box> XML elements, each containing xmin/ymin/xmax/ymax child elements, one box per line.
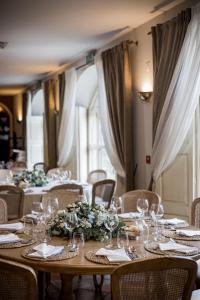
<box><xmin>0</xmin><ymin>0</ymin><xmax>184</xmax><ymax>94</ymax></box>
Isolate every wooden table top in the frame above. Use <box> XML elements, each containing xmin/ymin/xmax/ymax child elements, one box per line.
<box><xmin>0</xmin><ymin>236</ymin><xmax>157</xmax><ymax>275</ymax></box>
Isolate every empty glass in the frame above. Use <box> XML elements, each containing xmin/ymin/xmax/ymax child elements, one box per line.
<box><xmin>23</xmin><ymin>217</ymin><xmax>34</xmax><ymax>238</ymax></box>
<box><xmin>64</xmin><ymin>212</ymin><xmax>78</xmax><ymax>249</ymax></box>
<box><xmin>117</xmin><ymin>230</ymin><xmax>129</xmax><ymax>250</ymax></box>
<box><xmin>137</xmin><ymin>198</ymin><xmax>149</xmax><ymax>217</ymax></box>
<box><xmin>72</xmin><ymin>232</ymin><xmax>85</xmax><ymax>251</ymax></box>
<box><xmin>104</xmin><ymin>209</ymin><xmax>119</xmax><ymax>249</ymax></box>
<box><xmin>110</xmin><ymin>196</ymin><xmax>122</xmax><ymax>213</ymax></box>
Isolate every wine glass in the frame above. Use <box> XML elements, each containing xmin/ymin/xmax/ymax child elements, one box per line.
<box><xmin>110</xmin><ymin>196</ymin><xmax>122</xmax><ymax>213</ymax></box>
<box><xmin>31</xmin><ymin>201</ymin><xmax>44</xmax><ymax>222</ymax></box>
<box><xmin>137</xmin><ymin>198</ymin><xmax>149</xmax><ymax>218</ymax></box>
<box><xmin>104</xmin><ymin>209</ymin><xmax>119</xmax><ymax>249</ymax></box>
<box><xmin>64</xmin><ymin>212</ymin><xmax>78</xmax><ymax>250</ymax></box>
<box><xmin>150</xmin><ymin>203</ymin><xmax>164</xmax><ymax>241</ymax></box>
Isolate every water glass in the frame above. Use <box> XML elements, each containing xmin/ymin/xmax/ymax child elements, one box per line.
<box><xmin>137</xmin><ymin>198</ymin><xmax>149</xmax><ymax>217</ymax></box>
<box><xmin>73</xmin><ymin>232</ymin><xmax>85</xmax><ymax>250</ymax></box>
<box><xmin>32</xmin><ymin>221</ymin><xmax>46</xmax><ymax>243</ymax></box>
<box><xmin>23</xmin><ymin>217</ymin><xmax>34</xmax><ymax>238</ymax></box>
<box><xmin>117</xmin><ymin>230</ymin><xmax>129</xmax><ymax>249</ymax></box>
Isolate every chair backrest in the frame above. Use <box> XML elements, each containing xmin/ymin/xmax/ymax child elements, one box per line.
<box><xmin>92</xmin><ymin>179</ymin><xmax>116</xmax><ymax>208</ymax></box>
<box><xmin>42</xmin><ymin>190</ymin><xmax>80</xmax><ymax>210</ymax></box>
<box><xmin>33</xmin><ymin>162</ymin><xmax>47</xmax><ymax>173</ymax></box>
<box><xmin>50</xmin><ymin>183</ymin><xmax>83</xmax><ymax>195</ymax></box>
<box><xmin>0</xmin><ymin>197</ymin><xmax>7</xmax><ymax>223</ymax></box>
<box><xmin>111</xmin><ymin>257</ymin><xmax>197</xmax><ymax>300</ymax></box>
<box><xmin>191</xmin><ymin>198</ymin><xmax>200</xmax><ymax>227</ymax></box>
<box><xmin>121</xmin><ymin>189</ymin><xmax>161</xmax><ymax>213</ymax></box>
<box><xmin>14</xmin><ymin>161</ymin><xmax>27</xmax><ymax>168</ymax></box>
<box><xmin>87</xmin><ymin>169</ymin><xmax>107</xmax><ymax>185</ymax></box>
<box><xmin>0</xmin><ymin>258</ymin><xmax>37</xmax><ymax>300</ymax></box>
<box><xmin>0</xmin><ymin>185</ymin><xmax>24</xmax><ymax>220</ymax></box>
<box><xmin>0</xmin><ymin>169</ymin><xmax>12</xmax><ymax>180</ymax></box>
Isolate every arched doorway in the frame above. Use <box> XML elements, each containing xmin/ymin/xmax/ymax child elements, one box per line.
<box><xmin>0</xmin><ymin>103</ymin><xmax>13</xmax><ymax>163</ymax></box>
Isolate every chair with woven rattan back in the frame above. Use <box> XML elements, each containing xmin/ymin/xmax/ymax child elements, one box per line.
<box><xmin>0</xmin><ymin>185</ymin><xmax>24</xmax><ymax>220</ymax></box>
<box><xmin>0</xmin><ymin>197</ymin><xmax>7</xmax><ymax>223</ymax></box>
<box><xmin>0</xmin><ymin>258</ymin><xmax>38</xmax><ymax>300</ymax></box>
<box><xmin>92</xmin><ymin>179</ymin><xmax>116</xmax><ymax>208</ymax></box>
<box><xmin>111</xmin><ymin>257</ymin><xmax>197</xmax><ymax>300</ymax></box>
<box><xmin>87</xmin><ymin>169</ymin><xmax>107</xmax><ymax>185</ymax></box>
<box><xmin>191</xmin><ymin>198</ymin><xmax>200</xmax><ymax>227</ymax></box>
<box><xmin>33</xmin><ymin>162</ymin><xmax>47</xmax><ymax>174</ymax></box>
<box><xmin>121</xmin><ymin>189</ymin><xmax>161</xmax><ymax>213</ymax></box>
<box><xmin>42</xmin><ymin>190</ymin><xmax>80</xmax><ymax>210</ymax></box>
<box><xmin>50</xmin><ymin>183</ymin><xmax>83</xmax><ymax>195</ymax></box>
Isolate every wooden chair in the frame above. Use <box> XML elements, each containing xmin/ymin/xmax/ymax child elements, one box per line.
<box><xmin>191</xmin><ymin>198</ymin><xmax>200</xmax><ymax>288</ymax></box>
<box><xmin>0</xmin><ymin>169</ymin><xmax>13</xmax><ymax>180</ymax></box>
<box><xmin>87</xmin><ymin>169</ymin><xmax>107</xmax><ymax>184</ymax></box>
<box><xmin>14</xmin><ymin>161</ymin><xmax>27</xmax><ymax>168</ymax></box>
<box><xmin>191</xmin><ymin>198</ymin><xmax>200</xmax><ymax>227</ymax></box>
<box><xmin>92</xmin><ymin>179</ymin><xmax>116</xmax><ymax>208</ymax></box>
<box><xmin>111</xmin><ymin>257</ymin><xmax>197</xmax><ymax>300</ymax></box>
<box><xmin>0</xmin><ymin>185</ymin><xmax>24</xmax><ymax>220</ymax></box>
<box><xmin>50</xmin><ymin>183</ymin><xmax>83</xmax><ymax>195</ymax></box>
<box><xmin>42</xmin><ymin>190</ymin><xmax>80</xmax><ymax>210</ymax></box>
<box><xmin>33</xmin><ymin>162</ymin><xmax>47</xmax><ymax>173</ymax></box>
<box><xmin>121</xmin><ymin>189</ymin><xmax>161</xmax><ymax>213</ymax></box>
<box><xmin>0</xmin><ymin>258</ymin><xmax>38</xmax><ymax>300</ymax></box>
<box><xmin>0</xmin><ymin>197</ymin><xmax>7</xmax><ymax>223</ymax></box>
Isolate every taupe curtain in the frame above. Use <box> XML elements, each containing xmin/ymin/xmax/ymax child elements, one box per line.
<box><xmin>22</xmin><ymin>92</ymin><xmax>28</xmax><ymax>150</ymax></box>
<box><xmin>44</xmin><ymin>79</ymin><xmax>57</xmax><ymax>169</ymax></box>
<box><xmin>58</xmin><ymin>72</ymin><xmax>65</xmax><ymax>129</ymax></box>
<box><xmin>152</xmin><ymin>8</ymin><xmax>191</xmax><ymax>140</ymax></box>
<box><xmin>102</xmin><ymin>41</ymin><xmax>134</xmax><ymax>191</ymax></box>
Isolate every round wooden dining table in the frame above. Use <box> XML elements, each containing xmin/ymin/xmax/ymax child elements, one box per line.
<box><xmin>1</xmin><ymin>228</ymin><xmax>200</xmax><ymax>299</ymax></box>
<box><xmin>0</xmin><ymin>235</ymin><xmax>156</xmax><ymax>300</ymax></box>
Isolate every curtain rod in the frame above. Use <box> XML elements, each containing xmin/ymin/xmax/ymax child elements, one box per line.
<box><xmin>75</xmin><ymin>40</ymin><xmax>138</xmax><ymax>71</ymax></box>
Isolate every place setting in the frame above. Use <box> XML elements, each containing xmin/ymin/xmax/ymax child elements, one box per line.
<box><xmin>163</xmin><ymin>228</ymin><xmax>200</xmax><ymax>241</ymax></box>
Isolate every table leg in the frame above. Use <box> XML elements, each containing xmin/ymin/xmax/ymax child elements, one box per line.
<box><xmin>59</xmin><ymin>274</ymin><xmax>75</xmax><ymax>300</ymax></box>
<box><xmin>38</xmin><ymin>271</ymin><xmax>48</xmax><ymax>300</ymax></box>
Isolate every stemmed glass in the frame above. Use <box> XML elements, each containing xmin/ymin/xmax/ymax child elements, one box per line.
<box><xmin>150</xmin><ymin>203</ymin><xmax>164</xmax><ymax>241</ymax></box>
<box><xmin>104</xmin><ymin>209</ymin><xmax>119</xmax><ymax>249</ymax></box>
<box><xmin>64</xmin><ymin>212</ymin><xmax>78</xmax><ymax>250</ymax></box>
<box><xmin>110</xmin><ymin>196</ymin><xmax>122</xmax><ymax>213</ymax></box>
<box><xmin>137</xmin><ymin>198</ymin><xmax>149</xmax><ymax>218</ymax></box>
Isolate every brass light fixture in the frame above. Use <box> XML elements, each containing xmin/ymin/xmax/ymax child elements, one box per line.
<box><xmin>138</xmin><ymin>91</ymin><xmax>152</xmax><ymax>102</ymax></box>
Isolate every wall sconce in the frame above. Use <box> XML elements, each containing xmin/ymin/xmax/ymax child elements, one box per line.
<box><xmin>138</xmin><ymin>91</ymin><xmax>152</xmax><ymax>102</ymax></box>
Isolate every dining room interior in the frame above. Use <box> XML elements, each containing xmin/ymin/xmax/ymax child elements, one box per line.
<box><xmin>1</xmin><ymin>0</ymin><xmax>200</xmax><ymax>299</ymax></box>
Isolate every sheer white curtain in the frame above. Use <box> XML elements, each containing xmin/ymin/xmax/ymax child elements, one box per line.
<box><xmin>95</xmin><ymin>55</ymin><xmax>124</xmax><ymax>177</ymax></box>
<box><xmin>57</xmin><ymin>68</ymin><xmax>77</xmax><ymax>166</ymax></box>
<box><xmin>152</xmin><ymin>4</ymin><xmax>200</xmax><ymax>183</ymax></box>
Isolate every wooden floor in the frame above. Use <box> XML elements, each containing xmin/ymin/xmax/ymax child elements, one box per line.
<box><xmin>46</xmin><ymin>275</ymin><xmax>111</xmax><ymax>300</ymax></box>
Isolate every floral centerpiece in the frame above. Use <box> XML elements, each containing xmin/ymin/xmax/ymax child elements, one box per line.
<box><xmin>50</xmin><ymin>202</ymin><xmax>125</xmax><ymax>241</ymax></box>
<box><xmin>14</xmin><ymin>170</ymin><xmax>49</xmax><ymax>187</ymax></box>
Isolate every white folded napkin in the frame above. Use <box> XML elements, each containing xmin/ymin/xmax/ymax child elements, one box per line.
<box><xmin>159</xmin><ymin>241</ymin><xmax>198</xmax><ymax>254</ymax></box>
<box><xmin>0</xmin><ymin>222</ymin><xmax>24</xmax><ymax>231</ymax></box>
<box><xmin>0</xmin><ymin>233</ymin><xmax>22</xmax><ymax>244</ymax></box>
<box><xmin>118</xmin><ymin>212</ymin><xmax>141</xmax><ymax>219</ymax></box>
<box><xmin>176</xmin><ymin>229</ymin><xmax>200</xmax><ymax>237</ymax></box>
<box><xmin>158</xmin><ymin>218</ymin><xmax>186</xmax><ymax>225</ymax></box>
<box><xmin>95</xmin><ymin>248</ymin><xmax>131</xmax><ymax>262</ymax></box>
<box><xmin>28</xmin><ymin>243</ymin><xmax>64</xmax><ymax>258</ymax></box>
<box><xmin>25</xmin><ymin>214</ymin><xmax>38</xmax><ymax>221</ymax></box>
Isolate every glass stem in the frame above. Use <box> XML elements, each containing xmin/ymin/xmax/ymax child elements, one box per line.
<box><xmin>109</xmin><ymin>230</ymin><xmax>112</xmax><ymax>246</ymax></box>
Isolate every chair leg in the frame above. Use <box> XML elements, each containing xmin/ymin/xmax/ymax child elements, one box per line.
<box><xmin>93</xmin><ymin>275</ymin><xmax>104</xmax><ymax>291</ymax></box>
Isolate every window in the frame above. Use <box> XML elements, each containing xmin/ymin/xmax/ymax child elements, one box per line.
<box><xmin>88</xmin><ymin>93</ymin><xmax>115</xmax><ymax>179</ymax></box>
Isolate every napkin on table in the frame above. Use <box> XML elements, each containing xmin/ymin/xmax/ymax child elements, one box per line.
<box><xmin>158</xmin><ymin>218</ymin><xmax>186</xmax><ymax>225</ymax></box>
<box><xmin>0</xmin><ymin>233</ymin><xmax>22</xmax><ymax>244</ymax></box>
<box><xmin>176</xmin><ymin>229</ymin><xmax>200</xmax><ymax>237</ymax></box>
<box><xmin>159</xmin><ymin>241</ymin><xmax>198</xmax><ymax>254</ymax></box>
<box><xmin>28</xmin><ymin>243</ymin><xmax>64</xmax><ymax>258</ymax></box>
<box><xmin>0</xmin><ymin>222</ymin><xmax>24</xmax><ymax>231</ymax></box>
<box><xmin>95</xmin><ymin>248</ymin><xmax>131</xmax><ymax>262</ymax></box>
